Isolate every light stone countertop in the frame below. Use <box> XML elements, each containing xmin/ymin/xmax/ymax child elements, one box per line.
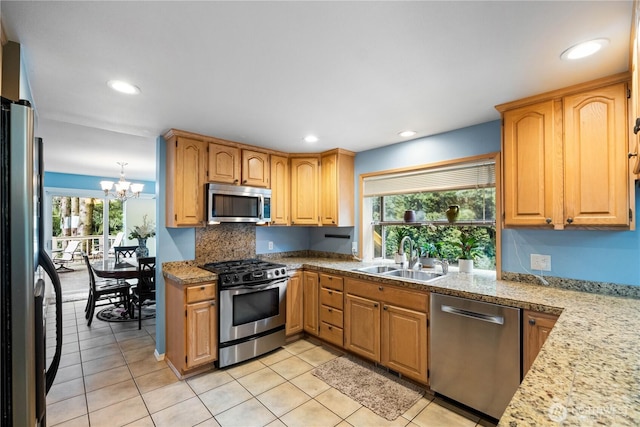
<box><xmin>161</xmin><ymin>257</ymin><xmax>640</xmax><ymax>426</ymax></box>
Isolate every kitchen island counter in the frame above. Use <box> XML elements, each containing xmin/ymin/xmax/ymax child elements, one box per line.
<box><xmin>162</xmin><ymin>256</ymin><xmax>640</xmax><ymax>425</ymax></box>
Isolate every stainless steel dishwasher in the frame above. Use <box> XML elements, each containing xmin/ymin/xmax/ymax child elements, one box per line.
<box><xmin>430</xmin><ymin>293</ymin><xmax>521</xmax><ymax>419</ymax></box>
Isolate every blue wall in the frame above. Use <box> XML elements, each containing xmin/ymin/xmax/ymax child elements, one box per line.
<box><xmin>256</xmin><ymin>226</ymin><xmax>310</xmax><ymax>253</ymax></box>
<box><xmin>354</xmin><ymin>120</ymin><xmax>640</xmax><ymax>286</ymax></box>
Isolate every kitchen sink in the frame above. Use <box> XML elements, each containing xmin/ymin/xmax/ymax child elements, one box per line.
<box><xmin>353</xmin><ymin>265</ymin><xmax>400</xmax><ymax>274</ymax></box>
<box><xmin>381</xmin><ymin>269</ymin><xmax>443</xmax><ymax>282</ymax></box>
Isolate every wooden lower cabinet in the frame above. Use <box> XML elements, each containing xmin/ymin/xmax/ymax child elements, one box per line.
<box><xmin>381</xmin><ymin>304</ymin><xmax>427</xmax><ymax>381</ymax></box>
<box><xmin>523</xmin><ymin>310</ymin><xmax>558</xmax><ymax>376</ymax></box>
<box><xmin>345</xmin><ymin>294</ymin><xmax>380</xmax><ymax>361</ymax></box>
<box><xmin>318</xmin><ymin>273</ymin><xmax>344</xmax><ymax>347</ymax></box>
<box><xmin>166</xmin><ymin>277</ymin><xmax>217</xmax><ymax>377</ymax></box>
<box><xmin>344</xmin><ymin>278</ymin><xmax>428</xmax><ymax>384</ymax></box>
<box><xmin>286</xmin><ymin>271</ymin><xmax>303</xmax><ymax>336</ymax></box>
<box><xmin>302</xmin><ymin>271</ymin><xmax>319</xmax><ymax>335</ymax></box>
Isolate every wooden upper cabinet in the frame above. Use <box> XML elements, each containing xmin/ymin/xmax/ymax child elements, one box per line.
<box><xmin>242</xmin><ymin>149</ymin><xmax>270</xmax><ymax>187</ymax></box>
<box><xmin>631</xmin><ymin>1</ymin><xmax>640</xmax><ymax>177</ymax></box>
<box><xmin>208</xmin><ymin>143</ymin><xmax>270</xmax><ymax>187</ymax></box>
<box><xmin>502</xmin><ymin>100</ymin><xmax>560</xmax><ymax>227</ymax></box>
<box><xmin>208</xmin><ymin>143</ymin><xmax>240</xmax><ymax>184</ymax></box>
<box><xmin>165</xmin><ymin>134</ymin><xmax>207</xmax><ymax>227</ymax></box>
<box><xmin>320</xmin><ymin>150</ymin><xmax>355</xmax><ymax>227</ymax></box>
<box><xmin>563</xmin><ymin>83</ymin><xmax>629</xmax><ymax>227</ymax></box>
<box><xmin>270</xmin><ymin>155</ymin><xmax>290</xmax><ymax>225</ymax></box>
<box><xmin>290</xmin><ymin>157</ymin><xmax>320</xmax><ymax>225</ymax></box>
<box><xmin>498</xmin><ymin>74</ymin><xmax>632</xmax><ymax>229</ymax></box>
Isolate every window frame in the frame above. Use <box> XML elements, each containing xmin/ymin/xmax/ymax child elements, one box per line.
<box><xmin>357</xmin><ymin>152</ymin><xmax>502</xmax><ymax>278</ymax></box>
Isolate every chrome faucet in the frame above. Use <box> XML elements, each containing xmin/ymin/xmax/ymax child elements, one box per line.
<box><xmin>399</xmin><ymin>236</ymin><xmax>421</xmax><ymax>270</ymax></box>
<box><xmin>434</xmin><ymin>258</ymin><xmax>449</xmax><ymax>275</ymax></box>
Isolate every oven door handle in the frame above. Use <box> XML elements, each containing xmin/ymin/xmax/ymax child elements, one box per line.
<box><xmin>224</xmin><ymin>278</ymin><xmax>288</xmax><ymax>291</ymax></box>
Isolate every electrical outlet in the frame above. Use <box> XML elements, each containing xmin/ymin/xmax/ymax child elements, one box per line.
<box><xmin>268</xmin><ymin>241</ymin><xmax>274</xmax><ymax>250</ymax></box>
<box><xmin>530</xmin><ymin>254</ymin><xmax>551</xmax><ymax>271</ymax></box>
<box><xmin>351</xmin><ymin>242</ymin><xmax>357</xmax><ymax>252</ymax></box>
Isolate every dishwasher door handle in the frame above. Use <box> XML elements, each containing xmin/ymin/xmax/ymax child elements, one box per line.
<box><xmin>440</xmin><ymin>304</ymin><xmax>505</xmax><ymax>325</ymax></box>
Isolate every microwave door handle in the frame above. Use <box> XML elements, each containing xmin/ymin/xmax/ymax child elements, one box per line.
<box><xmin>258</xmin><ymin>194</ymin><xmax>264</xmax><ymax>220</ymax></box>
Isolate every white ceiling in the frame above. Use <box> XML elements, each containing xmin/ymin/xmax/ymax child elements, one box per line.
<box><xmin>1</xmin><ymin>1</ymin><xmax>632</xmax><ymax>182</ymax></box>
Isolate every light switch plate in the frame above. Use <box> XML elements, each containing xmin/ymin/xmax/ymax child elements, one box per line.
<box><xmin>530</xmin><ymin>254</ymin><xmax>551</xmax><ymax>271</ymax></box>
<box><xmin>268</xmin><ymin>241</ymin><xmax>274</xmax><ymax>250</ymax></box>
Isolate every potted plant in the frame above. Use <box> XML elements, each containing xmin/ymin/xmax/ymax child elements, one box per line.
<box><xmin>455</xmin><ymin>230</ymin><xmax>482</xmax><ymax>273</ymax></box>
<box><xmin>129</xmin><ymin>214</ymin><xmax>156</xmax><ymax>258</ymax></box>
<box><xmin>419</xmin><ymin>242</ymin><xmax>438</xmax><ymax>268</ymax></box>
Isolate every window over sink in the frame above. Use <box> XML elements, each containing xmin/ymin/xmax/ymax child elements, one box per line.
<box><xmin>360</xmin><ymin>155</ymin><xmax>497</xmax><ymax>271</ymax></box>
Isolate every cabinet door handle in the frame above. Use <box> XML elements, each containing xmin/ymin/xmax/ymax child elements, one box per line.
<box><xmin>200</xmin><ymin>286</ymin><xmax>205</xmax><ymax>290</ymax></box>
<box><xmin>328</xmin><ymin>325</ymin><xmax>332</xmax><ymax>330</ymax></box>
<box><xmin>233</xmin><ymin>179</ymin><xmax>239</xmax><ymax>184</ymax></box>
<box><xmin>383</xmin><ymin>305</ymin><xmax>388</xmax><ymax>311</ymax></box>
<box><xmin>328</xmin><ymin>290</ymin><xmax>333</xmax><ymax>295</ymax></box>
<box><xmin>328</xmin><ymin>308</ymin><xmax>333</xmax><ymax>312</ymax></box>
<box><xmin>529</xmin><ymin>318</ymin><xmax>536</xmax><ymax>325</ymax></box>
<box><xmin>545</xmin><ymin>218</ymin><xmax>552</xmax><ymax>224</ymax></box>
<box><xmin>374</xmin><ymin>303</ymin><xmax>378</xmax><ymax>308</ymax></box>
<box><xmin>566</xmin><ymin>217</ymin><xmax>574</xmax><ymax>224</ymax></box>
<box><xmin>211</xmin><ymin>301</ymin><xmax>216</xmax><ymax>306</ymax></box>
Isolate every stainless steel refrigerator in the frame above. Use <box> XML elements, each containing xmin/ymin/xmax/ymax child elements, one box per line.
<box><xmin>1</xmin><ymin>97</ymin><xmax>63</xmax><ymax>425</ymax></box>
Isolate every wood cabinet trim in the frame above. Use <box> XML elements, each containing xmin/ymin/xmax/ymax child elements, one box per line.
<box><xmin>495</xmin><ymin>72</ymin><xmax>631</xmax><ymax>112</ymax></box>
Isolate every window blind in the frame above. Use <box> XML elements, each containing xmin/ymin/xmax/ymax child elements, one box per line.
<box><xmin>363</xmin><ymin>161</ymin><xmax>495</xmax><ymax>197</ymax></box>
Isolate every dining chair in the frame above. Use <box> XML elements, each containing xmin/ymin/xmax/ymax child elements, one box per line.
<box><xmin>128</xmin><ymin>257</ymin><xmax>156</xmax><ymax>330</ymax></box>
<box><xmin>114</xmin><ymin>245</ymin><xmax>138</xmax><ymax>263</ymax></box>
<box><xmin>82</xmin><ymin>253</ymin><xmax>132</xmax><ymax>326</ymax></box>
<box><xmin>53</xmin><ymin>240</ymin><xmax>81</xmax><ymax>272</ymax></box>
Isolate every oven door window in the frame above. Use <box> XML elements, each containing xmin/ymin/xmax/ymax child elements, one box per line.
<box><xmin>232</xmin><ymin>287</ymin><xmax>279</xmax><ymax>326</ymax></box>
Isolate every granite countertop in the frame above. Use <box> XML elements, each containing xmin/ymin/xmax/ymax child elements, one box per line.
<box><xmin>161</xmin><ymin>257</ymin><xmax>640</xmax><ymax>425</ymax></box>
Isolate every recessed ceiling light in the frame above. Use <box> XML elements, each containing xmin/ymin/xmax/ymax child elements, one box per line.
<box><xmin>399</xmin><ymin>130</ymin><xmax>417</xmax><ymax>138</ymax></box>
<box><xmin>304</xmin><ymin>135</ymin><xmax>319</xmax><ymax>143</ymax></box>
<box><xmin>560</xmin><ymin>38</ymin><xmax>609</xmax><ymax>60</ymax></box>
<box><xmin>107</xmin><ymin>80</ymin><xmax>141</xmax><ymax>95</ymax></box>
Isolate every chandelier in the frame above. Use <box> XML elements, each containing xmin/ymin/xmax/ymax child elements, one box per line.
<box><xmin>100</xmin><ymin>162</ymin><xmax>144</xmax><ymax>202</ymax></box>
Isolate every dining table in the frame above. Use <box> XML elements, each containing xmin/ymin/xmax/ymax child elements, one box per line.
<box><xmin>91</xmin><ymin>257</ymin><xmax>139</xmax><ymax>280</ymax></box>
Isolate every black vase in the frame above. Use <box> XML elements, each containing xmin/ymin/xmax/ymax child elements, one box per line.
<box><xmin>404</xmin><ymin>210</ymin><xmax>416</xmax><ymax>223</ymax></box>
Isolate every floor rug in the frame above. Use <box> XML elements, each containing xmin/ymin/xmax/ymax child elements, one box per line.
<box><xmin>96</xmin><ymin>305</ymin><xmax>155</xmax><ymax>323</ymax></box>
<box><xmin>312</xmin><ymin>354</ymin><xmax>425</xmax><ymax>421</ymax></box>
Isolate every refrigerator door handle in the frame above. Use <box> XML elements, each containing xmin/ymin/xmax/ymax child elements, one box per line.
<box><xmin>38</xmin><ymin>250</ymin><xmax>63</xmax><ymax>393</ymax></box>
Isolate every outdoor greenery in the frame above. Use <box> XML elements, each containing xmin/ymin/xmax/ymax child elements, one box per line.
<box><xmin>52</xmin><ymin>196</ymin><xmax>123</xmax><ymax>237</ymax></box>
<box><xmin>371</xmin><ymin>188</ymin><xmax>496</xmax><ymax>270</ymax></box>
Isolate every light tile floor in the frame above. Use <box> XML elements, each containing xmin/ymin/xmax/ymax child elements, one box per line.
<box><xmin>46</xmin><ymin>300</ymin><xmax>496</xmax><ymax>427</ymax></box>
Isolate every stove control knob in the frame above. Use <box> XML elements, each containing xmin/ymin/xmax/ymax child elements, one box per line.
<box><xmin>233</xmin><ymin>274</ymin><xmax>239</xmax><ymax>282</ymax></box>
<box><xmin>280</xmin><ymin>268</ymin><xmax>286</xmax><ymax>275</ymax></box>
<box><xmin>274</xmin><ymin>270</ymin><xmax>280</xmax><ymax>276</ymax></box>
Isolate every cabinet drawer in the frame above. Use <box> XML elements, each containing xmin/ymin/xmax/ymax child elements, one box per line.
<box><xmin>319</xmin><ymin>273</ymin><xmax>344</xmax><ymax>291</ymax></box>
<box><xmin>345</xmin><ymin>278</ymin><xmax>428</xmax><ymax>312</ymax></box>
<box><xmin>186</xmin><ymin>283</ymin><xmax>216</xmax><ymax>303</ymax></box>
<box><xmin>320</xmin><ymin>287</ymin><xmax>343</xmax><ymax>309</ymax></box>
<box><xmin>320</xmin><ymin>304</ymin><xmax>343</xmax><ymax>327</ymax></box>
<box><xmin>319</xmin><ymin>322</ymin><xmax>343</xmax><ymax>347</ymax></box>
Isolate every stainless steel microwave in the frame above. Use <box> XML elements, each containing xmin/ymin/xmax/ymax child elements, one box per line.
<box><xmin>207</xmin><ymin>183</ymin><xmax>271</xmax><ymax>224</ymax></box>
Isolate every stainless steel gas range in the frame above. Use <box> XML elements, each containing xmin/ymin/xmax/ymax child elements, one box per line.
<box><xmin>200</xmin><ymin>259</ymin><xmax>288</xmax><ymax>368</ymax></box>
